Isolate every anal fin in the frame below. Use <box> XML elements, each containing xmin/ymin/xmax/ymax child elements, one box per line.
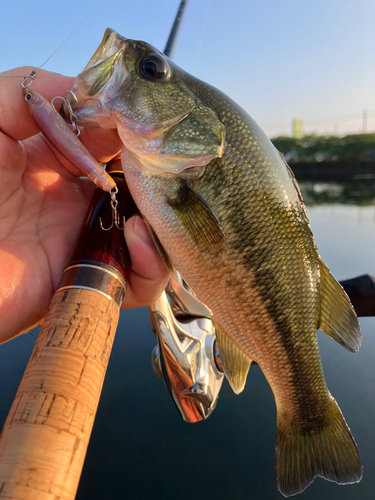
<box><xmin>213</xmin><ymin>320</ymin><xmax>252</xmax><ymax>394</ymax></box>
<box><xmin>318</xmin><ymin>257</ymin><xmax>361</xmax><ymax>352</ymax></box>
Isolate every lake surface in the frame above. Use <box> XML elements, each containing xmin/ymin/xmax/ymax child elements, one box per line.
<box><xmin>0</xmin><ymin>178</ymin><xmax>374</xmax><ymax>500</ymax></box>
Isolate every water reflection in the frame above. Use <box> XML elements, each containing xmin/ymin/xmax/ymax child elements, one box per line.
<box><xmin>298</xmin><ymin>177</ymin><xmax>375</xmax><ymax>206</ymax></box>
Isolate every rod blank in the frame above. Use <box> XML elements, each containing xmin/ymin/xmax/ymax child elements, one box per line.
<box><xmin>164</xmin><ymin>0</ymin><xmax>189</xmax><ymax>59</ymax></box>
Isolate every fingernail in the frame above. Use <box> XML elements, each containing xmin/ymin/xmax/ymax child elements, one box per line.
<box><xmin>132</xmin><ymin>215</ymin><xmax>152</xmax><ymax>245</ymax></box>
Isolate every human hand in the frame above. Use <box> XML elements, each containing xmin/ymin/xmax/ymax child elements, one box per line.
<box><xmin>0</xmin><ymin>68</ymin><xmax>169</xmax><ymax>343</ymax></box>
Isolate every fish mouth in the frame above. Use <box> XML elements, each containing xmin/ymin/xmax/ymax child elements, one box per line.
<box><xmin>62</xmin><ymin>29</ymin><xmax>131</xmax><ymax>128</ymax></box>
<box><xmin>83</xmin><ymin>28</ymin><xmax>127</xmax><ymax>72</ymax></box>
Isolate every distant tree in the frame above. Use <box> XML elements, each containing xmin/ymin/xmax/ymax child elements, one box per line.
<box><xmin>271</xmin><ymin>133</ymin><xmax>375</xmax><ymax>163</ymax></box>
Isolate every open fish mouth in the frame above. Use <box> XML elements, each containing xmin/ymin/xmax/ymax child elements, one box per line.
<box><xmin>63</xmin><ymin>29</ymin><xmax>131</xmax><ymax>129</ymax></box>
<box><xmin>82</xmin><ymin>28</ymin><xmax>127</xmax><ymax>72</ymax></box>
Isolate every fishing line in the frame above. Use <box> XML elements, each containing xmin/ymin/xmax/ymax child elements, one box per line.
<box><xmin>192</xmin><ymin>0</ymin><xmax>213</xmax><ymax>74</ymax></box>
<box><xmin>38</xmin><ymin>0</ymin><xmax>105</xmax><ymax>69</ymax></box>
<box><xmin>0</xmin><ymin>0</ymin><xmax>105</xmax><ymax>78</ymax></box>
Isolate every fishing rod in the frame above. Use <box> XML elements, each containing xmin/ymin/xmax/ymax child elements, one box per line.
<box><xmin>164</xmin><ymin>0</ymin><xmax>189</xmax><ymax>58</ymax></box>
<box><xmin>0</xmin><ymin>2</ymin><xmax>194</xmax><ymax>499</ymax></box>
<box><xmin>0</xmin><ymin>160</ymin><xmax>133</xmax><ymax>499</ymax></box>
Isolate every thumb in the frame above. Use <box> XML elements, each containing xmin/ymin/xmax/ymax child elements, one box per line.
<box><xmin>122</xmin><ymin>215</ymin><xmax>169</xmax><ymax>308</ymax></box>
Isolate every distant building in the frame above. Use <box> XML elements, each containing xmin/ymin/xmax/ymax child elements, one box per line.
<box><xmin>292</xmin><ymin>119</ymin><xmax>303</xmax><ymax>138</ymax></box>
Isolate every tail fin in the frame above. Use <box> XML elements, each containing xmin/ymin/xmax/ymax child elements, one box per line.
<box><xmin>276</xmin><ymin>396</ymin><xmax>362</xmax><ymax>497</ymax></box>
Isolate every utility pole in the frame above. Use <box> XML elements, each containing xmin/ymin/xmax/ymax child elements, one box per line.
<box><xmin>363</xmin><ymin>108</ymin><xmax>368</xmax><ymax>133</ymax></box>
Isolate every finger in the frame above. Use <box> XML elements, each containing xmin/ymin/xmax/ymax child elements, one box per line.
<box><xmin>1</xmin><ymin>68</ymin><xmax>122</xmax><ymax>177</ymax></box>
<box><xmin>0</xmin><ymin>67</ymin><xmax>75</xmax><ymax>141</ymax></box>
<box><xmin>2</xmin><ymin>68</ymin><xmax>122</xmax><ymax>166</ymax></box>
<box><xmin>40</xmin><ymin>124</ymin><xmax>122</xmax><ymax>179</ymax></box>
<box><xmin>78</xmin><ymin>127</ymin><xmax>122</xmax><ymax>164</ymax></box>
<box><xmin>123</xmin><ymin>215</ymin><xmax>169</xmax><ymax>309</ymax></box>
<box><xmin>0</xmin><ymin>131</ymin><xmax>26</xmax><ymax>200</ymax></box>
<box><xmin>0</xmin><ymin>68</ymin><xmax>72</xmax><ymax>194</ymax></box>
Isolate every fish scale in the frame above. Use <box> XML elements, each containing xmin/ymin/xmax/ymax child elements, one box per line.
<box><xmin>136</xmin><ymin>150</ymin><xmax>325</xmax><ymax>418</ymax></box>
<box><xmin>70</xmin><ymin>29</ymin><xmax>362</xmax><ymax>497</ymax></box>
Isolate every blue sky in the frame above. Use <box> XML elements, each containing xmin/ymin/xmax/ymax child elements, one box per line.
<box><xmin>1</xmin><ymin>0</ymin><xmax>374</xmax><ymax>137</ymax></box>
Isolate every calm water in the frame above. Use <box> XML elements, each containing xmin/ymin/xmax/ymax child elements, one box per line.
<box><xmin>0</xmin><ymin>179</ymin><xmax>374</xmax><ymax>500</ymax></box>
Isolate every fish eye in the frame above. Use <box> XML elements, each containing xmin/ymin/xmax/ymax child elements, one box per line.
<box><xmin>139</xmin><ymin>54</ymin><xmax>169</xmax><ymax>80</ymax></box>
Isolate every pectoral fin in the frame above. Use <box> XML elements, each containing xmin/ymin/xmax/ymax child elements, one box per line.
<box><xmin>213</xmin><ymin>320</ymin><xmax>252</xmax><ymax>394</ymax></box>
<box><xmin>168</xmin><ymin>183</ymin><xmax>225</xmax><ymax>253</ymax></box>
<box><xmin>318</xmin><ymin>257</ymin><xmax>361</xmax><ymax>352</ymax></box>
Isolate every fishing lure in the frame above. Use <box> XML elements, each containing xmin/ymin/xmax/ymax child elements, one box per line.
<box><xmin>21</xmin><ymin>71</ymin><xmax>116</xmax><ymax>192</ymax></box>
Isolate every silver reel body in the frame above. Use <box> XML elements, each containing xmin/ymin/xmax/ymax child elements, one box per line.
<box><xmin>149</xmin><ymin>273</ymin><xmax>224</xmax><ymax>423</ymax></box>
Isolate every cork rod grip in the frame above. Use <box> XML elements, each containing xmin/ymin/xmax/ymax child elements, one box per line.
<box><xmin>0</xmin><ymin>286</ymin><xmax>121</xmax><ymax>500</ymax></box>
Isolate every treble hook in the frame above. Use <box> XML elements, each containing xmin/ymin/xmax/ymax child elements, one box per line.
<box><xmin>99</xmin><ymin>186</ymin><xmax>126</xmax><ymax>231</ymax></box>
<box><xmin>51</xmin><ymin>92</ymin><xmax>81</xmax><ymax>136</ymax></box>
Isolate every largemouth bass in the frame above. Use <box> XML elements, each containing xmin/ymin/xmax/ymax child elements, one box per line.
<box><xmin>69</xmin><ymin>29</ymin><xmax>362</xmax><ymax>496</ymax></box>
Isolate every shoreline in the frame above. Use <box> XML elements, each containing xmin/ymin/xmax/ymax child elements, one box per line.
<box><xmin>290</xmin><ymin>160</ymin><xmax>375</xmax><ymax>180</ymax></box>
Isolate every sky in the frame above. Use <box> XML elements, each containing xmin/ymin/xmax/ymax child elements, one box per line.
<box><xmin>1</xmin><ymin>0</ymin><xmax>375</xmax><ymax>137</ymax></box>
